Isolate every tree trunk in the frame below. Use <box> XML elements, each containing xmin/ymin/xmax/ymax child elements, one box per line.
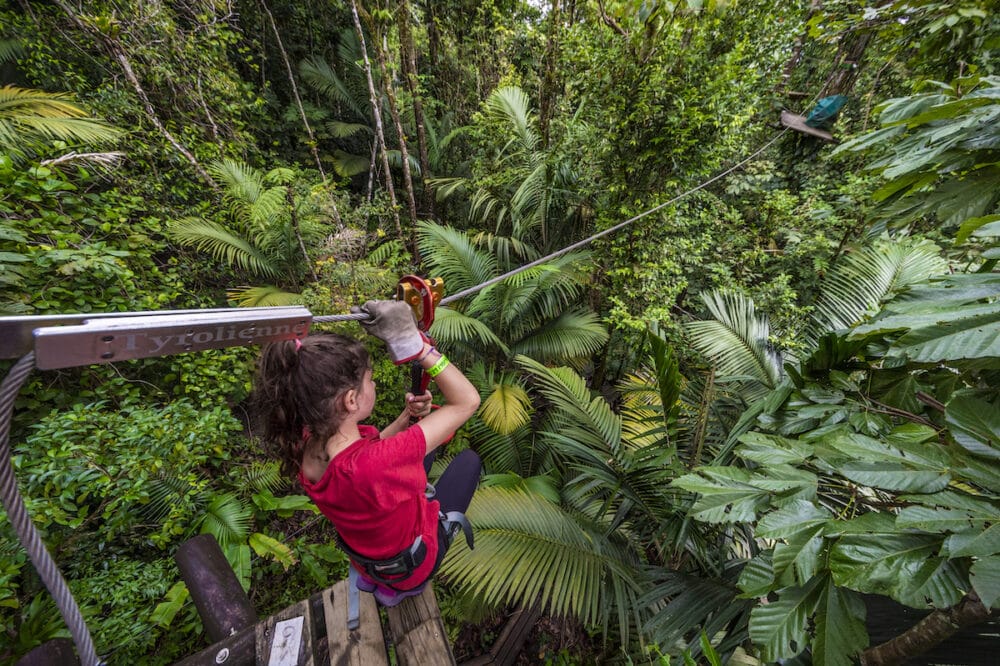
<box><xmin>259</xmin><ymin>0</ymin><xmax>342</xmax><ymax>226</ymax></box>
<box><xmin>860</xmin><ymin>592</ymin><xmax>993</xmax><ymax>666</ymax></box>
<box><xmin>369</xmin><ymin>22</ymin><xmax>419</xmax><ymax>232</ymax></box>
<box><xmin>398</xmin><ymin>0</ymin><xmax>434</xmax><ymax>217</ymax></box>
<box><xmin>422</xmin><ymin>0</ymin><xmax>440</xmax><ymax>71</ymax></box>
<box><xmin>51</xmin><ymin>0</ymin><xmax>216</xmax><ymax>189</ymax></box>
<box><xmin>538</xmin><ymin>0</ymin><xmax>562</xmax><ymax>148</ymax></box>
<box><xmin>777</xmin><ymin>0</ymin><xmax>823</xmax><ymax>97</ymax></box>
<box><xmin>350</xmin><ymin>0</ymin><xmax>403</xmax><ymax>242</ymax></box>
<box><xmin>822</xmin><ymin>25</ymin><xmax>873</xmax><ymax>97</ymax></box>
<box><xmin>287</xmin><ymin>188</ymin><xmax>318</xmax><ymax>282</ymax></box>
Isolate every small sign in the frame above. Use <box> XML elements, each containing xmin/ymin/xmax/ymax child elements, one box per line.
<box><xmin>267</xmin><ymin>615</ymin><xmax>304</xmax><ymax>666</ymax></box>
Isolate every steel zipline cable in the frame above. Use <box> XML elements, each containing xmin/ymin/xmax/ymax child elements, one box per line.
<box><xmin>0</xmin><ymin>126</ymin><xmax>789</xmax><ymax>664</ymax></box>
<box><xmin>312</xmin><ymin>127</ymin><xmax>789</xmax><ymax>323</ymax></box>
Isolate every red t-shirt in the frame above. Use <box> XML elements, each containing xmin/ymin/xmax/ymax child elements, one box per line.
<box><xmin>299</xmin><ymin>424</ymin><xmax>439</xmax><ymax>590</ymax></box>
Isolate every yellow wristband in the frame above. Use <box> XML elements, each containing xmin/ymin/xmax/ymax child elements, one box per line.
<box><xmin>427</xmin><ymin>354</ymin><xmax>450</xmax><ymax>378</ymax></box>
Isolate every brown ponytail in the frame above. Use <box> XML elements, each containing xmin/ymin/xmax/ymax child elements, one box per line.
<box><xmin>253</xmin><ymin>333</ymin><xmax>370</xmax><ymax>477</ymax></box>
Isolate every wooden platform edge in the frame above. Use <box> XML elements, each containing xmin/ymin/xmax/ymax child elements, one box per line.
<box><xmin>256</xmin><ymin>598</ymin><xmax>314</xmax><ymax>666</ymax></box>
<box><xmin>385</xmin><ymin>583</ymin><xmax>457</xmax><ymax>666</ymax></box>
<box><xmin>323</xmin><ymin>579</ymin><xmax>388</xmax><ymax>666</ymax></box>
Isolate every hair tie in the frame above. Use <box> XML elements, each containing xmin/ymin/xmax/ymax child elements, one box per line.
<box><xmin>294</xmin><ymin>338</ymin><xmax>303</xmax><ymax>351</ymax></box>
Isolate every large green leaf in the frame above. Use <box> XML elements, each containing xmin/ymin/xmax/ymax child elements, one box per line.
<box><xmin>946</xmin><ymin>392</ymin><xmax>1000</xmax><ymax>460</ymax></box>
<box><xmin>897</xmin><ymin>506</ymin><xmax>991</xmax><ymax>533</ymax></box>
<box><xmin>738</xmin><ymin>552</ymin><xmax>776</xmax><ymax>598</ymax></box>
<box><xmin>737</xmin><ymin>432</ymin><xmax>813</xmax><ymax>466</ymax></box>
<box><xmin>672</xmin><ymin>467</ymin><xmax>772</xmax><ymax>523</ymax></box>
<box><xmin>249</xmin><ymin>532</ymin><xmax>297</xmax><ymax>569</ymax></box>
<box><xmin>892</xmin><ymin>313</ymin><xmax>1000</xmax><ymax>364</ymax></box>
<box><xmin>756</xmin><ymin>500</ymin><xmax>831</xmax><ymax>540</ymax></box>
<box><xmin>943</xmin><ymin>525</ymin><xmax>1000</xmax><ymax>558</ymax></box>
<box><xmin>773</xmin><ymin>533</ymin><xmax>824</xmax><ymax>586</ymax></box>
<box><xmin>150</xmin><ymin>582</ymin><xmax>189</xmax><ymax>629</ymax></box>
<box><xmin>812</xmin><ymin>578</ymin><xmax>868</xmax><ymax>666</ymax></box>
<box><xmin>829</xmin><ymin>534</ymin><xmax>959</xmax><ymax>605</ymax></box>
<box><xmin>839</xmin><ymin>461</ymin><xmax>950</xmax><ymax>493</ymax></box>
<box><xmin>970</xmin><ymin>556</ymin><xmax>1000</xmax><ymax>608</ymax></box>
<box><xmin>896</xmin><ymin>557</ymin><xmax>968</xmax><ymax>608</ymax></box>
<box><xmin>748</xmin><ymin>578</ymin><xmax>822</xmax><ymax>662</ymax></box>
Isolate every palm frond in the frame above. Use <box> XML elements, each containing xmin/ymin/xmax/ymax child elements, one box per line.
<box><xmin>141</xmin><ymin>474</ymin><xmax>201</xmax><ymax>523</ymax></box>
<box><xmin>471</xmin><ymin>231</ymin><xmax>538</xmax><ymax>266</ymax></box>
<box><xmin>386</xmin><ymin>149</ymin><xmax>422</xmax><ymax>177</ymax></box>
<box><xmin>511</xmin><ymin>308</ymin><xmax>609</xmax><ymax>364</ymax></box>
<box><xmin>685</xmin><ymin>290</ymin><xmax>782</xmax><ymax>397</ymax></box>
<box><xmin>245</xmin><ymin>460</ymin><xmax>286</xmax><ymax>494</ymax></box>
<box><xmin>428</xmin><ymin>307</ymin><xmax>508</xmax><ymax>352</ymax></box>
<box><xmin>442</xmin><ymin>486</ymin><xmax>643</xmax><ymax>637</ymax></box>
<box><xmin>327</xmin><ymin>120</ymin><xmax>372</xmax><ymax>138</ymax></box>
<box><xmin>299</xmin><ymin>56</ymin><xmax>368</xmax><ymax>119</ymax></box>
<box><xmin>427</xmin><ymin>176</ymin><xmax>468</xmax><ymax>201</ymax></box>
<box><xmin>199</xmin><ymin>493</ymin><xmax>252</xmax><ymax>548</ymax></box>
<box><xmin>640</xmin><ymin>568</ymin><xmax>753</xmax><ymax>657</ymax></box>
<box><xmin>479</xmin><ymin>379</ymin><xmax>533</xmax><ymax>435</ymax></box>
<box><xmin>0</xmin><ymin>86</ymin><xmax>122</xmax><ymax>156</ymax></box>
<box><xmin>811</xmin><ymin>239</ymin><xmax>949</xmax><ymax>334</ymax></box>
<box><xmin>515</xmin><ymin>355</ymin><xmax>621</xmax><ymax>453</ymax></box>
<box><xmin>207</xmin><ymin>159</ymin><xmax>270</xmax><ymax>223</ymax></box>
<box><xmin>0</xmin><ymin>39</ymin><xmax>25</xmax><ymax>64</ymax></box>
<box><xmin>168</xmin><ymin>217</ymin><xmax>280</xmax><ymax>279</ymax></box>
<box><xmin>416</xmin><ymin>221</ymin><xmax>498</xmax><ymax>290</ymax></box>
<box><xmin>263</xmin><ymin>167</ymin><xmax>296</xmax><ymax>185</ymax></box>
<box><xmin>247</xmin><ymin>186</ymin><xmax>289</xmax><ymax>230</ymax></box>
<box><xmin>484</xmin><ymin>86</ymin><xmax>539</xmax><ymax>155</ymax></box>
<box><xmin>481</xmin><ymin>473</ymin><xmax>561</xmax><ymax>504</ymax></box>
<box><xmin>332</xmin><ymin>149</ymin><xmax>370</xmax><ymax>177</ymax></box>
<box><xmin>226</xmin><ymin>285</ymin><xmax>302</xmax><ymax>307</ymax></box>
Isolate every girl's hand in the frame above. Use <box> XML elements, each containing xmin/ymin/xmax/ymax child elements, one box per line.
<box><xmin>405</xmin><ymin>390</ymin><xmax>433</xmax><ymax>419</ymax></box>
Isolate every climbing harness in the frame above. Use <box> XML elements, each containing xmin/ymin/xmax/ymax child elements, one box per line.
<box><xmin>0</xmin><ymin>124</ymin><xmax>790</xmax><ymax>663</ymax></box>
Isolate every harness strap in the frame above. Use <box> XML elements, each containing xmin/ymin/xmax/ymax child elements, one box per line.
<box><xmin>441</xmin><ymin>510</ymin><xmax>474</xmax><ymax>550</ymax></box>
<box><xmin>335</xmin><ymin>532</ymin><xmax>427</xmax><ymax>590</ymax></box>
<box><xmin>347</xmin><ymin>564</ymin><xmax>361</xmax><ymax>630</ymax></box>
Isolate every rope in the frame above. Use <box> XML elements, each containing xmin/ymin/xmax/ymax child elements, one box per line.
<box><xmin>0</xmin><ymin>354</ymin><xmax>102</xmax><ymax>666</ymax></box>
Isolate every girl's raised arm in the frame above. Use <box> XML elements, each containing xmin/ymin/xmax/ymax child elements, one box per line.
<box><xmin>360</xmin><ymin>301</ymin><xmax>480</xmax><ymax>454</ymax></box>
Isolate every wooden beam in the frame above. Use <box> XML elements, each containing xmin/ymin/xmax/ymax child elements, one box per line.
<box><xmin>385</xmin><ymin>584</ymin><xmax>456</xmax><ymax>666</ymax></box>
<box><xmin>780</xmin><ymin>110</ymin><xmax>836</xmax><ymax>142</ymax></box>
<box><xmin>323</xmin><ymin>580</ymin><xmax>388</xmax><ymax>665</ymax></box>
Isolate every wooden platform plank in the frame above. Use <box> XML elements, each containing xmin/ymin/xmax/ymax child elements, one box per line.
<box><xmin>323</xmin><ymin>579</ymin><xmax>388</xmax><ymax>666</ymax></box>
<box><xmin>256</xmin><ymin>599</ymin><xmax>314</xmax><ymax>666</ymax></box>
<box><xmin>780</xmin><ymin>110</ymin><xmax>835</xmax><ymax>141</ymax></box>
<box><xmin>385</xmin><ymin>584</ymin><xmax>456</xmax><ymax>666</ymax></box>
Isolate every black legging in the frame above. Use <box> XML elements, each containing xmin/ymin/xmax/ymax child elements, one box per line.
<box><xmin>423</xmin><ymin>448</ymin><xmax>481</xmax><ymax>571</ymax></box>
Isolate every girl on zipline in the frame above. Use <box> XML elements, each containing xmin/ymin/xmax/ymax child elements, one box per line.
<box><xmin>253</xmin><ymin>300</ymin><xmax>482</xmax><ymax>605</ymax></box>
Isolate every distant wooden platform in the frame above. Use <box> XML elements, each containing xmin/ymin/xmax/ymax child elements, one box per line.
<box><xmin>780</xmin><ymin>110</ymin><xmax>836</xmax><ymax>142</ymax></box>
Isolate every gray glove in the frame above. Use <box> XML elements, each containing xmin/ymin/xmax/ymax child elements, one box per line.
<box><xmin>356</xmin><ymin>300</ymin><xmax>426</xmax><ymax>364</ymax></box>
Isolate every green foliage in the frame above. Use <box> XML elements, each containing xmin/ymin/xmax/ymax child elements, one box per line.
<box><xmin>835</xmin><ymin>75</ymin><xmax>1000</xmax><ymax>240</ymax></box>
<box><xmin>0</xmin><ymin>85</ymin><xmax>122</xmax><ymax>162</ymax></box>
